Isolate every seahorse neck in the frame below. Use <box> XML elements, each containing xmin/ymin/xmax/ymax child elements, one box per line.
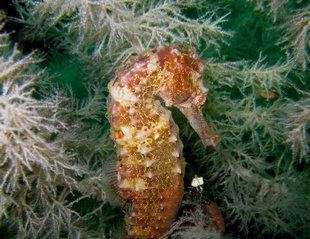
<box><xmin>109</xmin><ymin>52</ymin><xmax>164</xmax><ymax>106</ymax></box>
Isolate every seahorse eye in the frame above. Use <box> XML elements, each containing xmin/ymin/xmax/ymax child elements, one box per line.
<box><xmin>194</xmin><ymin>94</ymin><xmax>206</xmax><ymax>107</ymax></box>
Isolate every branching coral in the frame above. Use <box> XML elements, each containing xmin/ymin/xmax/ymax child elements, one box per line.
<box><xmin>276</xmin><ymin>6</ymin><xmax>310</xmax><ymax>69</ymax></box>
<box><xmin>247</xmin><ymin>0</ymin><xmax>289</xmax><ymax>22</ymax></box>
<box><xmin>1</xmin><ymin>0</ymin><xmax>309</xmax><ymax>238</ymax></box>
<box><xmin>164</xmin><ymin>201</ymin><xmax>223</xmax><ymax>239</ymax></box>
<box><xmin>14</xmin><ymin>0</ymin><xmax>231</xmax><ymax>74</ymax></box>
<box><xmin>0</xmin><ymin>28</ymin><xmax>86</xmax><ymax>238</ymax></box>
<box><xmin>198</xmin><ymin>33</ymin><xmax>310</xmax><ymax>236</ymax></box>
<box><xmin>246</xmin><ymin>2</ymin><xmax>310</xmax><ymax>69</ymax></box>
<box><xmin>205</xmin><ymin>54</ymin><xmax>296</xmax><ymax>96</ymax></box>
<box><xmin>0</xmin><ymin>22</ymin><xmax>118</xmax><ymax>238</ymax></box>
<box><xmin>285</xmin><ymin>98</ymin><xmax>310</xmax><ymax>165</ymax></box>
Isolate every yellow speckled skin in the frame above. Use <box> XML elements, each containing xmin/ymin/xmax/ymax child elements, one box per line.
<box><xmin>107</xmin><ymin>46</ymin><xmax>219</xmax><ymax>239</ymax></box>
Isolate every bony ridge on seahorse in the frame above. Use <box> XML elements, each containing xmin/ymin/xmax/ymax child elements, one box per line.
<box><xmin>107</xmin><ymin>45</ymin><xmax>220</xmax><ymax>239</ymax></box>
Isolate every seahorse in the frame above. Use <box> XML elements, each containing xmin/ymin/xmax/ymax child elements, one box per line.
<box><xmin>107</xmin><ymin>45</ymin><xmax>220</xmax><ymax>239</ymax></box>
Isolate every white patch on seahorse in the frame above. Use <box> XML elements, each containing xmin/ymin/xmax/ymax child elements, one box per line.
<box><xmin>139</xmin><ymin>145</ymin><xmax>155</xmax><ymax>154</ymax></box>
<box><xmin>172</xmin><ymin>165</ymin><xmax>182</xmax><ymax>174</ymax></box>
<box><xmin>146</xmin><ymin>159</ymin><xmax>156</xmax><ymax>167</ymax></box>
<box><xmin>120</xmin><ymin>126</ymin><xmax>136</xmax><ymax>140</ymax></box>
<box><xmin>134</xmin><ymin>178</ymin><xmax>148</xmax><ymax>191</ymax></box>
<box><xmin>146</xmin><ymin>55</ymin><xmax>159</xmax><ymax>75</ymax></box>
<box><xmin>119</xmin><ymin>147</ymin><xmax>128</xmax><ymax>157</ymax></box>
<box><xmin>154</xmin><ymin>132</ymin><xmax>160</xmax><ymax>139</ymax></box>
<box><xmin>172</xmin><ymin>148</ymin><xmax>180</xmax><ymax>157</ymax></box>
<box><xmin>110</xmin><ymin>85</ymin><xmax>139</xmax><ymax>106</ymax></box>
<box><xmin>170</xmin><ymin>48</ymin><xmax>181</xmax><ymax>55</ymax></box>
<box><xmin>169</xmin><ymin>134</ymin><xmax>177</xmax><ymax>142</ymax></box>
<box><xmin>118</xmin><ymin>178</ymin><xmax>148</xmax><ymax>191</ymax></box>
<box><xmin>118</xmin><ymin>178</ymin><xmax>130</xmax><ymax>189</ymax></box>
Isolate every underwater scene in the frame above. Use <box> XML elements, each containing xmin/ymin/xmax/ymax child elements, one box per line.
<box><xmin>0</xmin><ymin>0</ymin><xmax>309</xmax><ymax>238</ymax></box>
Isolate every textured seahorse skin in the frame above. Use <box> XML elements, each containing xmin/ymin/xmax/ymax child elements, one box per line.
<box><xmin>107</xmin><ymin>45</ymin><xmax>220</xmax><ymax>239</ymax></box>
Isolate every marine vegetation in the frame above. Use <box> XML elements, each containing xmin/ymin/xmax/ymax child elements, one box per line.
<box><xmin>0</xmin><ymin>0</ymin><xmax>309</xmax><ymax>238</ymax></box>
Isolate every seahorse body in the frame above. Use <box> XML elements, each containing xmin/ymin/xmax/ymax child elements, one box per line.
<box><xmin>107</xmin><ymin>45</ymin><xmax>220</xmax><ymax>239</ymax></box>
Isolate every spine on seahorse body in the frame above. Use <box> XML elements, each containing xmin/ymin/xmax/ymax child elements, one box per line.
<box><xmin>107</xmin><ymin>45</ymin><xmax>220</xmax><ymax>239</ymax></box>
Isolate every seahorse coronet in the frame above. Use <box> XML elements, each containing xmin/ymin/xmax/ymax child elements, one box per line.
<box><xmin>107</xmin><ymin>45</ymin><xmax>220</xmax><ymax>239</ymax></box>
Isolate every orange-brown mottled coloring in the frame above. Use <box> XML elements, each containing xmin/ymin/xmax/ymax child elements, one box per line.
<box><xmin>107</xmin><ymin>45</ymin><xmax>219</xmax><ymax>239</ymax></box>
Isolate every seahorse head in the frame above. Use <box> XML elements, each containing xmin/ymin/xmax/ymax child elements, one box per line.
<box><xmin>156</xmin><ymin>45</ymin><xmax>220</xmax><ymax>146</ymax></box>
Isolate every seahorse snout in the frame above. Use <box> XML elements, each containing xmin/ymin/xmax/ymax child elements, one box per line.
<box><xmin>177</xmin><ymin>104</ymin><xmax>220</xmax><ymax>146</ymax></box>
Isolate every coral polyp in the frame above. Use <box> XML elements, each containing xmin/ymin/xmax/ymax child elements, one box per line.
<box><xmin>107</xmin><ymin>45</ymin><xmax>219</xmax><ymax>238</ymax></box>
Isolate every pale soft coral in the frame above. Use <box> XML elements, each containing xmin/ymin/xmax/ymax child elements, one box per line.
<box><xmin>0</xmin><ymin>24</ymin><xmax>89</xmax><ymax>237</ymax></box>
<box><xmin>285</xmin><ymin>98</ymin><xmax>310</xmax><ymax>165</ymax></box>
<box><xmin>0</xmin><ymin>33</ymin><xmax>80</xmax><ymax>190</ymax></box>
<box><xmin>15</xmin><ymin>0</ymin><xmax>231</xmax><ymax>74</ymax></box>
<box><xmin>276</xmin><ymin>6</ymin><xmax>310</xmax><ymax>69</ymax></box>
